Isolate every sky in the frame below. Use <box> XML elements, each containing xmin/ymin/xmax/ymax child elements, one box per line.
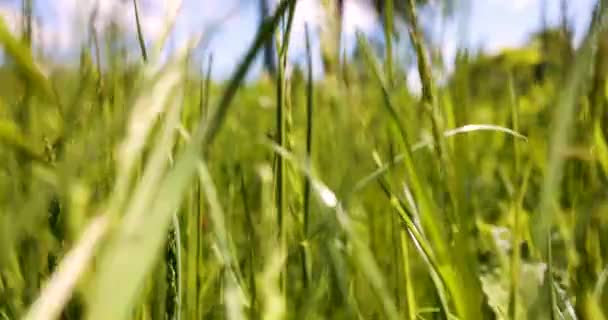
<box><xmin>0</xmin><ymin>0</ymin><xmax>599</xmax><ymax>84</ymax></box>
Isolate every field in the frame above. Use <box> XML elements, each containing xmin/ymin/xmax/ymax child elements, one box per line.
<box><xmin>1</xmin><ymin>0</ymin><xmax>608</xmax><ymax>319</ymax></box>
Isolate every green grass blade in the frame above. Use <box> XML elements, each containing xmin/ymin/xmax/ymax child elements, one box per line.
<box><xmin>301</xmin><ymin>23</ymin><xmax>315</xmax><ymax>289</ymax></box>
<box><xmin>0</xmin><ymin>16</ymin><xmax>55</xmax><ymax>101</ymax></box>
<box><xmin>149</xmin><ymin>0</ymin><xmax>184</xmax><ymax>61</ymax></box>
<box><xmin>261</xmin><ymin>140</ymin><xmax>400</xmax><ymax>320</ymax></box>
<box><xmin>350</xmin><ymin>123</ymin><xmax>527</xmax><ymax>200</ymax></box>
<box><xmin>23</xmin><ymin>215</ymin><xmax>109</xmax><ymax>320</ymax></box>
<box><xmin>529</xmin><ymin>5</ymin><xmax>608</xmax><ymax>319</ymax></box>
<box><xmin>199</xmin><ymin>0</ymin><xmax>294</xmax><ymax>148</ymax></box>
<box><xmin>356</xmin><ymin>33</ymin><xmax>448</xmax><ymax>261</ymax></box>
<box><xmin>375</xmin><ymin>179</ymin><xmax>451</xmax><ymax>318</ymax></box>
<box><xmin>197</xmin><ymin>161</ymin><xmax>248</xmax><ymax>318</ymax></box>
<box><xmin>85</xmin><ymin>4</ymin><xmax>292</xmax><ymax>318</ymax></box>
<box><xmin>132</xmin><ymin>0</ymin><xmax>148</xmax><ymax>62</ymax></box>
<box><xmin>0</xmin><ymin>119</ymin><xmax>46</xmax><ymax>164</ymax></box>
<box><xmin>383</xmin><ymin>0</ymin><xmax>394</xmax><ymax>85</ymax></box>
<box><xmin>532</xmin><ymin>3</ymin><xmax>608</xmax><ymax>257</ymax></box>
<box><xmin>87</xmin><ymin>74</ymin><xmax>185</xmax><ymax>320</ymax></box>
<box><xmin>593</xmin><ymin>119</ymin><xmax>608</xmax><ymax>176</ymax></box>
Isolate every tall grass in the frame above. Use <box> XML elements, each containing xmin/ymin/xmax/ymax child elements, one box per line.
<box><xmin>1</xmin><ymin>0</ymin><xmax>608</xmax><ymax>319</ymax></box>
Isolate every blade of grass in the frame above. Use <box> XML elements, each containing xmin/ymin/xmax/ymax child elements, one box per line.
<box><xmin>593</xmin><ymin>119</ymin><xmax>608</xmax><ymax>176</ymax></box>
<box><xmin>357</xmin><ymin>32</ymin><xmax>464</xmax><ymax>316</ymax></box>
<box><xmin>273</xmin><ymin>0</ymin><xmax>296</xmax><ymax>302</ymax></box>
<box><xmin>0</xmin><ymin>119</ymin><xmax>46</xmax><ymax>164</ymax></box>
<box><xmin>200</xmin><ymin>54</ymin><xmax>213</xmax><ymax>121</ymax></box>
<box><xmin>22</xmin><ymin>215</ymin><xmax>109</xmax><ymax>320</ymax></box>
<box><xmin>301</xmin><ymin>23</ymin><xmax>314</xmax><ymax>289</ymax></box>
<box><xmin>132</xmin><ymin>0</ymin><xmax>148</xmax><ymax>62</ymax></box>
<box><xmin>172</xmin><ymin>212</ymin><xmax>182</xmax><ymax>320</ymax></box>
<box><xmin>529</xmin><ymin>5</ymin><xmax>608</xmax><ymax>319</ymax></box>
<box><xmin>275</xmin><ymin>0</ymin><xmax>296</xmax><ymax>283</ymax></box>
<box><xmin>383</xmin><ymin>0</ymin><xmax>394</xmax><ymax>85</ymax></box>
<box><xmin>149</xmin><ymin>0</ymin><xmax>184</xmax><ymax>62</ymax></box>
<box><xmin>0</xmin><ymin>16</ymin><xmax>55</xmax><ymax>102</ymax></box>
<box><xmin>404</xmin><ymin>0</ymin><xmax>443</xmax><ymax>163</ymax></box>
<box><xmin>261</xmin><ymin>140</ymin><xmax>400</xmax><ymax>320</ymax></box>
<box><xmin>403</xmin><ymin>10</ymin><xmax>489</xmax><ymax>316</ymax></box>
<box><xmin>532</xmin><ymin>0</ymin><xmax>608</xmax><ymax>259</ymax></box>
<box><xmin>356</xmin><ymin>32</ymin><xmax>448</xmax><ymax>265</ymax></box>
<box><xmin>197</xmin><ymin>161</ymin><xmax>248</xmax><ymax>318</ymax></box>
<box><xmin>358</xmin><ymin>24</ymin><xmax>491</xmax><ymax>318</ymax></box>
<box><xmin>509</xmin><ymin>164</ymin><xmax>532</xmax><ymax>320</ymax></box>
<box><xmin>532</xmin><ymin>0</ymin><xmax>608</xmax><ymax>257</ymax></box>
<box><xmin>508</xmin><ymin>73</ymin><xmax>522</xmax><ymax>174</ymax></box>
<box><xmin>349</xmin><ymin>123</ymin><xmax>527</xmax><ymax>196</ymax></box>
<box><xmin>238</xmin><ymin>169</ymin><xmax>257</xmax><ymax>318</ymax></box>
<box><xmin>375</xmin><ymin>178</ymin><xmax>451</xmax><ymax>318</ymax></box>
<box><xmin>400</xmin><ymin>226</ymin><xmax>416</xmax><ymax>320</ymax></box>
<box><xmin>85</xmin><ymin>3</ymin><xmax>293</xmax><ymax>319</ymax></box>
<box><xmin>110</xmin><ymin>64</ymin><xmax>184</xmax><ymax>220</ymax></box>
<box><xmin>199</xmin><ymin>0</ymin><xmax>294</xmax><ymax>148</ymax></box>
<box><xmin>87</xmin><ymin>70</ymin><xmax>185</xmax><ymax>320</ymax></box>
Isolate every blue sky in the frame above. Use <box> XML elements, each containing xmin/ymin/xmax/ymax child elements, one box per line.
<box><xmin>469</xmin><ymin>0</ymin><xmax>595</xmax><ymax>51</ymax></box>
<box><xmin>190</xmin><ymin>0</ymin><xmax>597</xmax><ymax>80</ymax></box>
<box><xmin>0</xmin><ymin>0</ymin><xmax>599</xmax><ymax>81</ymax></box>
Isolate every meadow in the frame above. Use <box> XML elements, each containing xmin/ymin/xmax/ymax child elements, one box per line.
<box><xmin>1</xmin><ymin>0</ymin><xmax>608</xmax><ymax>319</ymax></box>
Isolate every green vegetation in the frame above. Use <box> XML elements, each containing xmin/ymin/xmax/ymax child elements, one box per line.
<box><xmin>1</xmin><ymin>0</ymin><xmax>608</xmax><ymax>319</ymax></box>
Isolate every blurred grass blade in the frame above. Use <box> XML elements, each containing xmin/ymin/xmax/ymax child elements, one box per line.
<box><xmin>443</xmin><ymin>124</ymin><xmax>527</xmax><ymax>141</ymax></box>
<box><xmin>274</xmin><ymin>0</ymin><xmax>296</xmax><ymax>300</ymax></box>
<box><xmin>303</xmin><ymin>22</ymin><xmax>314</xmax><ymax>234</ymax></box>
<box><xmin>132</xmin><ymin>0</ymin><xmax>148</xmax><ymax>62</ymax></box>
<box><xmin>262</xmin><ymin>140</ymin><xmax>399</xmax><ymax>320</ymax></box>
<box><xmin>149</xmin><ymin>0</ymin><xmax>183</xmax><ymax>61</ymax></box>
<box><xmin>529</xmin><ymin>4</ymin><xmax>608</xmax><ymax>319</ymax></box>
<box><xmin>0</xmin><ymin>16</ymin><xmax>55</xmax><ymax>101</ymax></box>
<box><xmin>171</xmin><ymin>212</ymin><xmax>182</xmax><ymax>320</ymax></box>
<box><xmin>108</xmin><ymin>64</ymin><xmax>184</xmax><ymax>219</ymax></box>
<box><xmin>23</xmin><ymin>215</ymin><xmax>109</xmax><ymax>320</ymax></box>
<box><xmin>386</xmin><ymin>191</ymin><xmax>451</xmax><ymax>317</ymax></box>
<box><xmin>87</xmin><ymin>80</ymin><xmax>184</xmax><ymax>320</ymax></box>
<box><xmin>0</xmin><ymin>119</ymin><xmax>46</xmax><ymax>163</ymax></box>
<box><xmin>301</xmin><ymin>22</ymin><xmax>314</xmax><ymax>289</ymax></box>
<box><xmin>383</xmin><ymin>0</ymin><xmax>394</xmax><ymax>85</ymax></box>
<box><xmin>355</xmin><ymin>31</ymin><xmax>448</xmax><ymax>264</ymax></box>
<box><xmin>374</xmin><ymin>174</ymin><xmax>450</xmax><ymax>318</ymax></box>
<box><xmin>532</xmin><ymin>2</ymin><xmax>608</xmax><ymax>257</ymax></box>
<box><xmin>86</xmin><ymin>3</ymin><xmax>292</xmax><ymax>319</ymax></box>
<box><xmin>350</xmin><ymin>123</ymin><xmax>527</xmax><ymax>196</ymax></box>
<box><xmin>197</xmin><ymin>161</ymin><xmax>248</xmax><ymax>317</ymax></box>
<box><xmin>199</xmin><ymin>0</ymin><xmax>294</xmax><ymax>148</ymax></box>
<box><xmin>593</xmin><ymin>120</ymin><xmax>608</xmax><ymax>176</ymax></box>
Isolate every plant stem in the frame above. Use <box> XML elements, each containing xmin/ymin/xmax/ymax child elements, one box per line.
<box><xmin>132</xmin><ymin>0</ymin><xmax>148</xmax><ymax>62</ymax></box>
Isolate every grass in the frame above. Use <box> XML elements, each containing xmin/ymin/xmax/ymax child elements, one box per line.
<box><xmin>1</xmin><ymin>0</ymin><xmax>608</xmax><ymax>319</ymax></box>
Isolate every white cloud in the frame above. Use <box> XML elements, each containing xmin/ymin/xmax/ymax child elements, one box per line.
<box><xmin>285</xmin><ymin>0</ymin><xmax>325</xmax><ymax>58</ymax></box>
<box><xmin>0</xmin><ymin>0</ymin><xmax>170</xmax><ymax>56</ymax></box>
<box><xmin>286</xmin><ymin>0</ymin><xmax>378</xmax><ymax>39</ymax></box>
<box><xmin>489</xmin><ymin>0</ymin><xmax>536</xmax><ymax>11</ymax></box>
<box><xmin>293</xmin><ymin>0</ymin><xmax>325</xmax><ymax>32</ymax></box>
<box><xmin>342</xmin><ymin>0</ymin><xmax>378</xmax><ymax>35</ymax></box>
<box><xmin>274</xmin><ymin>0</ymin><xmax>378</xmax><ymax>71</ymax></box>
<box><xmin>89</xmin><ymin>0</ymin><xmax>167</xmax><ymax>42</ymax></box>
<box><xmin>0</xmin><ymin>2</ymin><xmax>75</xmax><ymax>54</ymax></box>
